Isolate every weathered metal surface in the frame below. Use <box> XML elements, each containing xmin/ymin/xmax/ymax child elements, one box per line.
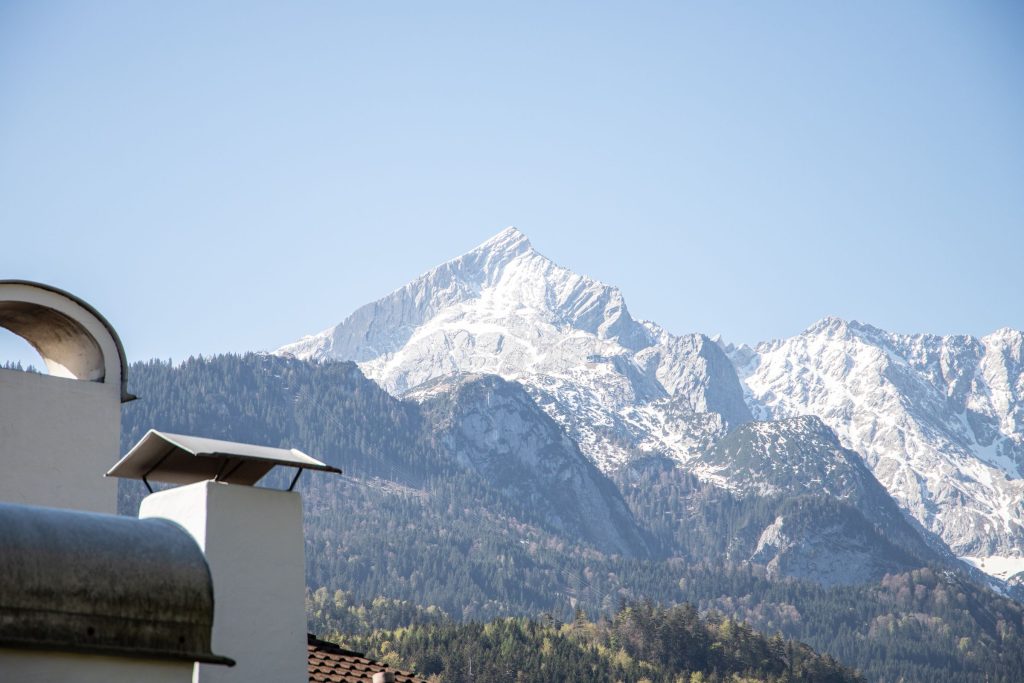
<box><xmin>107</xmin><ymin>430</ymin><xmax>342</xmax><ymax>487</ymax></box>
<box><xmin>0</xmin><ymin>502</ymin><xmax>233</xmax><ymax>665</ymax></box>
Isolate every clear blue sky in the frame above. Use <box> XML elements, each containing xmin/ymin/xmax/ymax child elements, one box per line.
<box><xmin>1</xmin><ymin>1</ymin><xmax>1022</xmax><ymax>367</ymax></box>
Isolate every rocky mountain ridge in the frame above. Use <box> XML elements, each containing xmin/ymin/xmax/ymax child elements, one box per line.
<box><xmin>277</xmin><ymin>228</ymin><xmax>1024</xmax><ymax>578</ymax></box>
<box><xmin>725</xmin><ymin>317</ymin><xmax>1024</xmax><ymax>564</ymax></box>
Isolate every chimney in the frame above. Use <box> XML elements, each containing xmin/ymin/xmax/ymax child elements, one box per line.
<box><xmin>108</xmin><ymin>431</ymin><xmax>341</xmax><ymax>683</ymax></box>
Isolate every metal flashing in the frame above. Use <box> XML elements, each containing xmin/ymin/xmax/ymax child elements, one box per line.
<box><xmin>107</xmin><ymin>430</ymin><xmax>342</xmax><ymax>489</ymax></box>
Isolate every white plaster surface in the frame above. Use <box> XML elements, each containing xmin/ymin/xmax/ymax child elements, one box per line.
<box><xmin>0</xmin><ymin>282</ymin><xmax>125</xmax><ymax>514</ymax></box>
<box><xmin>140</xmin><ymin>481</ymin><xmax>308</xmax><ymax>683</ymax></box>
<box><xmin>0</xmin><ymin>368</ymin><xmax>119</xmax><ymax>513</ymax></box>
<box><xmin>0</xmin><ymin>649</ymin><xmax>192</xmax><ymax>683</ymax></box>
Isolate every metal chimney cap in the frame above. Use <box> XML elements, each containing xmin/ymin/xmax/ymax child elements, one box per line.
<box><xmin>106</xmin><ymin>429</ymin><xmax>341</xmax><ymax>490</ymax></box>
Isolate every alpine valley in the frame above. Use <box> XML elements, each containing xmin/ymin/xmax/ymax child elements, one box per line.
<box><xmin>117</xmin><ymin>228</ymin><xmax>1024</xmax><ymax>682</ymax></box>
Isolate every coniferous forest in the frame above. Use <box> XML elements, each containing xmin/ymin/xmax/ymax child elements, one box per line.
<box><xmin>338</xmin><ymin>601</ymin><xmax>862</xmax><ymax>682</ymax></box>
<box><xmin>119</xmin><ymin>354</ymin><xmax>1024</xmax><ymax>682</ymax></box>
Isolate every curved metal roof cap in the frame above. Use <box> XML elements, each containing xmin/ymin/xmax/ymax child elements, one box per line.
<box><xmin>0</xmin><ymin>502</ymin><xmax>232</xmax><ymax>666</ymax></box>
<box><xmin>0</xmin><ymin>280</ymin><xmax>134</xmax><ymax>402</ymax></box>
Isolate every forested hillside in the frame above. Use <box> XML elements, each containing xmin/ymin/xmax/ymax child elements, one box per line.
<box><xmin>120</xmin><ymin>354</ymin><xmax>1024</xmax><ymax>682</ymax></box>
<box><xmin>336</xmin><ymin>602</ymin><xmax>862</xmax><ymax>683</ymax></box>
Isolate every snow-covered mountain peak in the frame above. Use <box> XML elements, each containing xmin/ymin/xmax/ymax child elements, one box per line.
<box><xmin>802</xmin><ymin>315</ymin><xmax>849</xmax><ymax>336</ymax></box>
<box><xmin>444</xmin><ymin>225</ymin><xmax>537</xmax><ymax>285</ymax></box>
<box><xmin>276</xmin><ymin>226</ymin><xmax>652</xmax><ymax>363</ymax></box>
<box><xmin>798</xmin><ymin>316</ymin><xmax>893</xmax><ymax>345</ymax></box>
<box><xmin>983</xmin><ymin>327</ymin><xmax>1024</xmax><ymax>349</ymax></box>
<box><xmin>277</xmin><ymin>228</ymin><xmax>750</xmax><ymax>468</ymax></box>
<box><xmin>474</xmin><ymin>225</ymin><xmax>532</xmax><ymax>256</ymax></box>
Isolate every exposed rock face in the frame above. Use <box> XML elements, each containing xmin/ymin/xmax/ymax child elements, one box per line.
<box><xmin>725</xmin><ymin>319</ymin><xmax>1024</xmax><ymax>558</ymax></box>
<box><xmin>749</xmin><ymin>503</ymin><xmax>919</xmax><ymax>587</ymax></box>
<box><xmin>411</xmin><ymin>373</ymin><xmax>651</xmax><ymax>557</ymax></box>
<box><xmin>699</xmin><ymin>416</ymin><xmax>946</xmax><ymax>580</ymax></box>
<box><xmin>703</xmin><ymin>418</ymin><xmax>931</xmax><ymax>544</ymax></box>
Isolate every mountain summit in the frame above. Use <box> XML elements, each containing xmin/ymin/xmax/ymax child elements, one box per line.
<box><xmin>277</xmin><ymin>227</ymin><xmax>751</xmax><ymax>470</ymax></box>
<box><xmin>278</xmin><ymin>226</ymin><xmax>659</xmax><ymax>366</ymax></box>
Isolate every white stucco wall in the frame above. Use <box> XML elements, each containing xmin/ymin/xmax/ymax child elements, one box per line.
<box><xmin>0</xmin><ymin>368</ymin><xmax>119</xmax><ymax>513</ymax></box>
<box><xmin>0</xmin><ymin>281</ymin><xmax>126</xmax><ymax>514</ymax></box>
<box><xmin>139</xmin><ymin>481</ymin><xmax>308</xmax><ymax>683</ymax></box>
<box><xmin>0</xmin><ymin>649</ymin><xmax>193</xmax><ymax>683</ymax></box>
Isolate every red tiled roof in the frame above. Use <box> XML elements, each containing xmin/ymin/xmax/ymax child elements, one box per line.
<box><xmin>308</xmin><ymin>633</ymin><xmax>428</xmax><ymax>683</ymax></box>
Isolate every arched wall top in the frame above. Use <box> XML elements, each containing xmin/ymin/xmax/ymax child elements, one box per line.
<box><xmin>0</xmin><ymin>280</ymin><xmax>134</xmax><ymax>402</ymax></box>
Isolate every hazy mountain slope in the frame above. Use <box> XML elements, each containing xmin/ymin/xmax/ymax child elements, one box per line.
<box><xmin>609</xmin><ymin>417</ymin><xmax>943</xmax><ymax>587</ymax></box>
<box><xmin>410</xmin><ymin>373</ymin><xmax>651</xmax><ymax>557</ymax></box>
<box><xmin>119</xmin><ymin>354</ymin><xmax>647</xmax><ymax>557</ymax></box>
<box><xmin>726</xmin><ymin>318</ymin><xmax>1024</xmax><ymax>565</ymax></box>
<box><xmin>703</xmin><ymin>416</ymin><xmax>940</xmax><ymax>559</ymax></box>
<box><xmin>277</xmin><ymin>227</ymin><xmax>750</xmax><ymax>470</ymax></box>
<box><xmin>747</xmin><ymin>497</ymin><xmax>921</xmax><ymax>587</ymax></box>
<box><xmin>695</xmin><ymin>416</ymin><xmax>952</xmax><ymax>585</ymax></box>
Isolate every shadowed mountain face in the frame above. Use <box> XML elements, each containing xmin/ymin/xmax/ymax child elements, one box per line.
<box><xmin>693</xmin><ymin>416</ymin><xmax>949</xmax><ymax>585</ymax></box>
<box><xmin>702</xmin><ymin>415</ymin><xmax>936</xmax><ymax>555</ymax></box>
<box><xmin>411</xmin><ymin>373</ymin><xmax>651</xmax><ymax>558</ymax></box>
<box><xmin>119</xmin><ymin>354</ymin><xmax>650</xmax><ymax>558</ymax></box>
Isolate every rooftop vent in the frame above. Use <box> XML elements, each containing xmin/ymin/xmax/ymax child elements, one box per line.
<box><xmin>106</xmin><ymin>430</ymin><xmax>342</xmax><ymax>492</ymax></box>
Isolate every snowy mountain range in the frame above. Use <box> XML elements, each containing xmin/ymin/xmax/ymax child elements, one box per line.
<box><xmin>277</xmin><ymin>227</ymin><xmax>1024</xmax><ymax>580</ymax></box>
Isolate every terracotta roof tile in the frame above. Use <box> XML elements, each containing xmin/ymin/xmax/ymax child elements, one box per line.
<box><xmin>307</xmin><ymin>633</ymin><xmax>428</xmax><ymax>683</ymax></box>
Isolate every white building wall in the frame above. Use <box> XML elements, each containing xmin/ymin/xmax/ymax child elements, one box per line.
<box><xmin>139</xmin><ymin>481</ymin><xmax>308</xmax><ymax>683</ymax></box>
<box><xmin>0</xmin><ymin>281</ymin><xmax>127</xmax><ymax>514</ymax></box>
<box><xmin>0</xmin><ymin>368</ymin><xmax>119</xmax><ymax>513</ymax></box>
<box><xmin>0</xmin><ymin>649</ymin><xmax>193</xmax><ymax>683</ymax></box>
